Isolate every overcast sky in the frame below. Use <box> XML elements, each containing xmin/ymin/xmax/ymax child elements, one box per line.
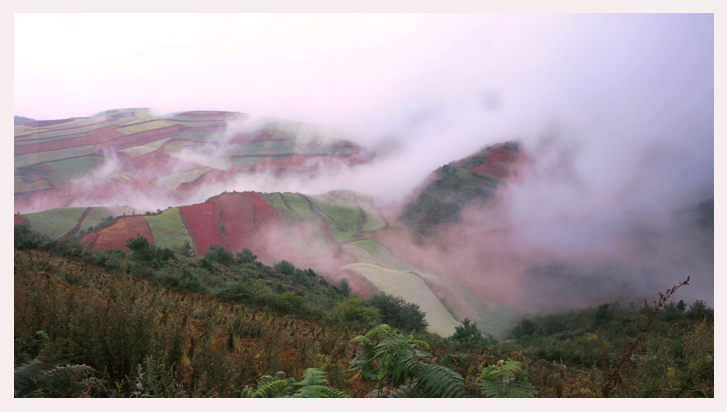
<box><xmin>14</xmin><ymin>13</ymin><xmax>714</xmax><ymax>199</ymax></box>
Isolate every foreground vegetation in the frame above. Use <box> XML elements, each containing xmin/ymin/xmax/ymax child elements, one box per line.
<box><xmin>14</xmin><ymin>225</ymin><xmax>713</xmax><ymax>397</ymax></box>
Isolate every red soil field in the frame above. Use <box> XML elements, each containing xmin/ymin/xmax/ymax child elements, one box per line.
<box><xmin>211</xmin><ymin>193</ymin><xmax>269</xmax><ymax>257</ymax></box>
<box><xmin>14</xmin><ymin>117</ymin><xmax>116</xmax><ymax>140</ymax></box>
<box><xmin>178</xmin><ymin>201</ymin><xmax>228</xmax><ymax>256</ymax></box>
<box><xmin>120</xmin><ymin>147</ymin><xmax>202</xmax><ymax>178</ymax></box>
<box><xmin>226</xmin><ymin>130</ymin><xmax>274</xmax><ymax>144</ymax></box>
<box><xmin>242</xmin><ymin>193</ymin><xmax>280</xmax><ymax>232</ymax></box>
<box><xmin>15</xmin><ymin>126</ymin><xmax>127</xmax><ymax>155</ymax></box>
<box><xmin>83</xmin><ymin>216</ymin><xmax>154</xmax><ymax>251</ymax></box>
<box><xmin>14</xmin><ymin>215</ymin><xmax>23</xmax><ymax>225</ymax></box>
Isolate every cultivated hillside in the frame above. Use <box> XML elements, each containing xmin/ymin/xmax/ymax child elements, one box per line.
<box><xmin>14</xmin><ymin>108</ymin><xmax>373</xmax><ymax>213</ymax></box>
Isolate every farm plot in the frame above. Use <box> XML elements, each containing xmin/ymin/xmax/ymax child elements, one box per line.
<box><xmin>243</xmin><ymin>192</ymin><xmax>280</xmax><ymax>233</ymax></box>
<box><xmin>15</xmin><ymin>145</ymin><xmax>97</xmax><ymax>168</ymax></box>
<box><xmin>46</xmin><ymin>155</ymin><xmax>104</xmax><ymax>186</ymax></box>
<box><xmin>155</xmin><ymin>168</ymin><xmax>211</xmax><ymax>191</ymax></box>
<box><xmin>178</xmin><ymin>201</ymin><xmax>227</xmax><ymax>256</ymax></box>
<box><xmin>145</xmin><ymin>208</ymin><xmax>194</xmax><ymax>251</ymax></box>
<box><xmin>96</xmin><ymin>125</ymin><xmax>185</xmax><ymax>151</ymax></box>
<box><xmin>14</xmin><ymin>176</ymin><xmax>51</xmax><ymax>194</ymax></box>
<box><xmin>212</xmin><ymin>193</ymin><xmax>266</xmax><ymax>255</ymax></box>
<box><xmin>84</xmin><ymin>216</ymin><xmax>154</xmax><ymax>251</ymax></box>
<box><xmin>308</xmin><ymin>191</ymin><xmax>361</xmax><ymax>243</ymax></box>
<box><xmin>340</xmin><ymin>263</ymin><xmax>461</xmax><ymax>337</ymax></box>
<box><xmin>344</xmin><ymin>240</ymin><xmax>412</xmax><ymax>270</ymax></box>
<box><xmin>115</xmin><ymin>120</ymin><xmax>179</xmax><ymax>135</ymax></box>
<box><xmin>24</xmin><ymin>207</ymin><xmax>88</xmax><ymax>239</ymax></box>
<box><xmin>77</xmin><ymin>206</ymin><xmax>133</xmax><ymax>234</ymax></box>
<box><xmin>120</xmin><ymin>137</ymin><xmax>172</xmax><ymax>157</ymax></box>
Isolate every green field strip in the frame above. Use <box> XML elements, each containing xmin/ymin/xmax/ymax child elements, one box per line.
<box><xmin>239</xmin><ymin>140</ymin><xmax>295</xmax><ymax>155</ymax></box>
<box><xmin>280</xmin><ymin>193</ymin><xmax>317</xmax><ymax>220</ymax></box>
<box><xmin>24</xmin><ymin>207</ymin><xmax>88</xmax><ymax>239</ymax></box>
<box><xmin>14</xmin><ymin>176</ymin><xmax>51</xmax><ymax>194</ymax></box>
<box><xmin>145</xmin><ymin>208</ymin><xmax>194</xmax><ymax>250</ymax></box>
<box><xmin>259</xmin><ymin>193</ymin><xmax>298</xmax><ymax>224</ymax></box>
<box><xmin>46</xmin><ymin>155</ymin><xmax>104</xmax><ymax>186</ymax></box>
<box><xmin>155</xmin><ymin>168</ymin><xmax>211</xmax><ymax>191</ymax></box>
<box><xmin>14</xmin><ymin>116</ymin><xmax>137</xmax><ymax>142</ymax></box>
<box><xmin>227</xmin><ymin>156</ymin><xmax>272</xmax><ymax>168</ymax></box>
<box><xmin>308</xmin><ymin>191</ymin><xmax>361</xmax><ymax>243</ymax></box>
<box><xmin>341</xmin><ymin>263</ymin><xmax>461</xmax><ymax>337</ymax></box>
<box><xmin>15</xmin><ymin>145</ymin><xmax>97</xmax><ymax>168</ymax></box>
<box><xmin>115</xmin><ymin>120</ymin><xmax>179</xmax><ymax>135</ymax></box>
<box><xmin>119</xmin><ymin>137</ymin><xmax>172</xmax><ymax>156</ymax></box>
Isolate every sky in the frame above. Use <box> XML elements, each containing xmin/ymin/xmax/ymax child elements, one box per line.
<box><xmin>13</xmin><ymin>13</ymin><xmax>716</xmax><ymax>305</ymax></box>
<box><xmin>14</xmin><ymin>13</ymin><xmax>715</xmax><ymax>201</ymax></box>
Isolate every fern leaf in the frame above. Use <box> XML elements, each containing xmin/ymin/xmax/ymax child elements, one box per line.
<box><xmin>417</xmin><ymin>363</ymin><xmax>466</xmax><ymax>398</ymax></box>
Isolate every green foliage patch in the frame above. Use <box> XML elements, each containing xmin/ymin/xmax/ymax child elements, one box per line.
<box><xmin>24</xmin><ymin>207</ymin><xmax>87</xmax><ymax>239</ymax></box>
<box><xmin>144</xmin><ymin>208</ymin><xmax>193</xmax><ymax>250</ymax></box>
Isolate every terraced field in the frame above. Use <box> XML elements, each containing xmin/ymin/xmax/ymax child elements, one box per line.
<box><xmin>144</xmin><ymin>208</ymin><xmax>194</xmax><ymax>251</ymax></box>
<box><xmin>14</xmin><ymin>109</ymin><xmax>375</xmax><ymax>213</ymax></box>
<box><xmin>14</xmin><ymin>111</ymin><xmax>529</xmax><ymax>338</ymax></box>
<box><xmin>23</xmin><ymin>207</ymin><xmax>88</xmax><ymax>239</ymax></box>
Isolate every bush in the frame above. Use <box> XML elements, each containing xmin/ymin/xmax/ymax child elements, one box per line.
<box><xmin>274</xmin><ymin>260</ymin><xmax>296</xmax><ymax>276</ymax></box>
<box><xmin>235</xmin><ymin>248</ymin><xmax>257</xmax><ymax>264</ymax></box>
<box><xmin>331</xmin><ymin>295</ymin><xmax>380</xmax><ymax>327</ymax></box>
<box><xmin>204</xmin><ymin>245</ymin><xmax>235</xmax><ymax>266</ymax></box>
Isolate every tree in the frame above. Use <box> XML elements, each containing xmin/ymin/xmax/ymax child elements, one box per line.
<box><xmin>235</xmin><ymin>248</ymin><xmax>257</xmax><ymax>264</ymax></box>
<box><xmin>369</xmin><ymin>294</ymin><xmax>428</xmax><ymax>333</ymax></box>
<box><xmin>451</xmin><ymin>318</ymin><xmax>486</xmax><ymax>346</ymax></box>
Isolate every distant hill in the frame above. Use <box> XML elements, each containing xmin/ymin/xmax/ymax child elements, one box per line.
<box><xmin>400</xmin><ymin>142</ymin><xmax>521</xmax><ymax>235</ymax></box>
<box><xmin>14</xmin><ymin>108</ymin><xmax>374</xmax><ymax>213</ymax></box>
<box><xmin>14</xmin><ymin>116</ymin><xmax>36</xmax><ymax>126</ymax></box>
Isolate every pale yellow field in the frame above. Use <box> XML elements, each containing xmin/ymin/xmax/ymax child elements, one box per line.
<box><xmin>154</xmin><ymin>168</ymin><xmax>211</xmax><ymax>191</ymax></box>
<box><xmin>119</xmin><ymin>138</ymin><xmax>172</xmax><ymax>156</ymax></box>
<box><xmin>341</xmin><ymin>262</ymin><xmax>461</xmax><ymax>337</ymax></box>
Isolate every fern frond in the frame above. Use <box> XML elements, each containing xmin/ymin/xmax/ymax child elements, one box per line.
<box><xmin>252</xmin><ymin>379</ymin><xmax>289</xmax><ymax>398</ymax></box>
<box><xmin>477</xmin><ymin>360</ymin><xmax>536</xmax><ymax>398</ymax></box>
<box><xmin>365</xmin><ymin>324</ymin><xmax>392</xmax><ymax>339</ymax></box>
<box><xmin>292</xmin><ymin>385</ymin><xmax>351</xmax><ymax>398</ymax></box>
<box><xmin>417</xmin><ymin>363</ymin><xmax>466</xmax><ymax>398</ymax></box>
<box><xmin>295</xmin><ymin>368</ymin><xmax>329</xmax><ymax>387</ymax></box>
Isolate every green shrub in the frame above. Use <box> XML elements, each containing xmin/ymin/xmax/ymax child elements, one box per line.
<box><xmin>331</xmin><ymin>295</ymin><xmax>380</xmax><ymax>327</ymax></box>
<box><xmin>204</xmin><ymin>245</ymin><xmax>235</xmax><ymax>266</ymax></box>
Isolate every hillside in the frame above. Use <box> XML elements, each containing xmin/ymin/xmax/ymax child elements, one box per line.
<box><xmin>13</xmin><ymin>228</ymin><xmax>714</xmax><ymax>398</ymax></box>
<box><xmin>14</xmin><ymin>108</ymin><xmax>374</xmax><ymax>213</ymax></box>
<box><xmin>14</xmin><ymin>110</ymin><xmax>528</xmax><ymax>337</ymax></box>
